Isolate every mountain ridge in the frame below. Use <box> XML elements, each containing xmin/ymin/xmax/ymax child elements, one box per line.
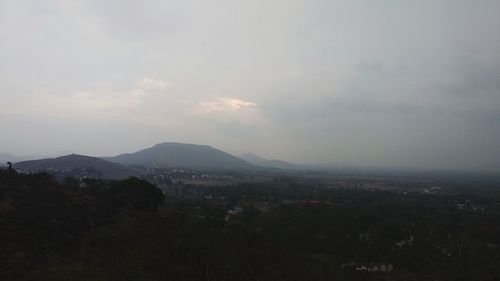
<box><xmin>239</xmin><ymin>153</ymin><xmax>300</xmax><ymax>169</ymax></box>
<box><xmin>14</xmin><ymin>154</ymin><xmax>140</xmax><ymax>179</ymax></box>
<box><xmin>105</xmin><ymin>142</ymin><xmax>255</xmax><ymax>170</ymax></box>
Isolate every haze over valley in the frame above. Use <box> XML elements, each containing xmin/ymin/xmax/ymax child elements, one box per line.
<box><xmin>1</xmin><ymin>1</ymin><xmax>500</xmax><ymax>280</ymax></box>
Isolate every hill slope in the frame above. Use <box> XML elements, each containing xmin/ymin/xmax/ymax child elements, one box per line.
<box><xmin>106</xmin><ymin>142</ymin><xmax>255</xmax><ymax>170</ymax></box>
<box><xmin>239</xmin><ymin>153</ymin><xmax>300</xmax><ymax>169</ymax></box>
<box><xmin>15</xmin><ymin>154</ymin><xmax>140</xmax><ymax>179</ymax></box>
<box><xmin>0</xmin><ymin>153</ymin><xmax>35</xmax><ymax>164</ymax></box>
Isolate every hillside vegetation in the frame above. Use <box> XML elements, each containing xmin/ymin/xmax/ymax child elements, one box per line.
<box><xmin>1</xmin><ymin>167</ymin><xmax>500</xmax><ymax>280</ymax></box>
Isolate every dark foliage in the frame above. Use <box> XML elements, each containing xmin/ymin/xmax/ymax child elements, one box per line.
<box><xmin>105</xmin><ymin>177</ymin><xmax>166</xmax><ymax>211</ymax></box>
<box><xmin>1</xmin><ymin>167</ymin><xmax>499</xmax><ymax>280</ymax></box>
<box><xmin>0</xmin><ymin>169</ymin><xmax>164</xmax><ymax>280</ymax></box>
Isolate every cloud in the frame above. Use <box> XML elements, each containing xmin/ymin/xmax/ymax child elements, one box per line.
<box><xmin>195</xmin><ymin>97</ymin><xmax>257</xmax><ymax>113</ymax></box>
<box><xmin>4</xmin><ymin>78</ymin><xmax>169</xmax><ymax>118</ymax></box>
<box><xmin>2</xmin><ymin>0</ymin><xmax>500</xmax><ymax>171</ymax></box>
<box><xmin>139</xmin><ymin>78</ymin><xmax>170</xmax><ymax>89</ymax></box>
<box><xmin>68</xmin><ymin>88</ymin><xmax>146</xmax><ymax>109</ymax></box>
<box><xmin>62</xmin><ymin>78</ymin><xmax>169</xmax><ymax>110</ymax></box>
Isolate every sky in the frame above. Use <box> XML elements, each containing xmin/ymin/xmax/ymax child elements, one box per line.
<box><xmin>1</xmin><ymin>0</ymin><xmax>500</xmax><ymax>172</ymax></box>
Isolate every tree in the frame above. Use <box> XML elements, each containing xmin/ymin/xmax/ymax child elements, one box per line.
<box><xmin>106</xmin><ymin>177</ymin><xmax>165</xmax><ymax>211</ymax></box>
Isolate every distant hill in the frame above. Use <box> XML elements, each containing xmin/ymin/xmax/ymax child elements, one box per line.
<box><xmin>0</xmin><ymin>153</ymin><xmax>36</xmax><ymax>165</ymax></box>
<box><xmin>1</xmin><ymin>153</ymin><xmax>69</xmax><ymax>166</ymax></box>
<box><xmin>239</xmin><ymin>153</ymin><xmax>300</xmax><ymax>170</ymax></box>
<box><xmin>105</xmin><ymin>142</ymin><xmax>255</xmax><ymax>170</ymax></box>
<box><xmin>14</xmin><ymin>154</ymin><xmax>140</xmax><ymax>179</ymax></box>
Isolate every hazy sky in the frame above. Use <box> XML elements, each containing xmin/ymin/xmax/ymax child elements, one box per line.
<box><xmin>1</xmin><ymin>0</ymin><xmax>500</xmax><ymax>172</ymax></box>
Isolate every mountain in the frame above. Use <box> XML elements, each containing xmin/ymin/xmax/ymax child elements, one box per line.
<box><xmin>239</xmin><ymin>153</ymin><xmax>300</xmax><ymax>169</ymax></box>
<box><xmin>14</xmin><ymin>154</ymin><xmax>140</xmax><ymax>179</ymax></box>
<box><xmin>105</xmin><ymin>142</ymin><xmax>255</xmax><ymax>170</ymax></box>
<box><xmin>0</xmin><ymin>153</ymin><xmax>69</xmax><ymax>165</ymax></box>
<box><xmin>0</xmin><ymin>153</ymin><xmax>37</xmax><ymax>164</ymax></box>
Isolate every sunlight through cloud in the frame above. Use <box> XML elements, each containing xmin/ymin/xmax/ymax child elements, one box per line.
<box><xmin>195</xmin><ymin>97</ymin><xmax>257</xmax><ymax>113</ymax></box>
<box><xmin>139</xmin><ymin>78</ymin><xmax>170</xmax><ymax>89</ymax></box>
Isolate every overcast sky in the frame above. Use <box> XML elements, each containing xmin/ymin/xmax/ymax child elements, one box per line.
<box><xmin>1</xmin><ymin>0</ymin><xmax>500</xmax><ymax>172</ymax></box>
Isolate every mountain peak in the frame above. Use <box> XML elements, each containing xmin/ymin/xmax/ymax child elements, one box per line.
<box><xmin>152</xmin><ymin>142</ymin><xmax>211</xmax><ymax>149</ymax></box>
<box><xmin>106</xmin><ymin>142</ymin><xmax>254</xmax><ymax>170</ymax></box>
